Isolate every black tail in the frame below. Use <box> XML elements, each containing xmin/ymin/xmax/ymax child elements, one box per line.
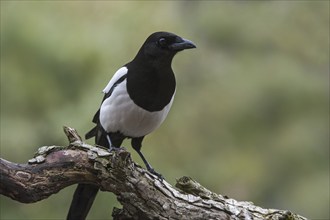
<box><xmin>67</xmin><ymin>184</ymin><xmax>99</xmax><ymax>220</ymax></box>
<box><xmin>67</xmin><ymin>126</ymin><xmax>108</xmax><ymax>220</ymax></box>
<box><xmin>67</xmin><ymin>124</ymin><xmax>125</xmax><ymax>220</ymax></box>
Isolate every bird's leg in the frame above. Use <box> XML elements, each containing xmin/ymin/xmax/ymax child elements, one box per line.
<box><xmin>131</xmin><ymin>137</ymin><xmax>163</xmax><ymax>180</ymax></box>
<box><xmin>106</xmin><ymin>135</ymin><xmax>115</xmax><ymax>151</ymax></box>
<box><xmin>106</xmin><ymin>135</ymin><xmax>123</xmax><ymax>152</ymax></box>
<box><xmin>137</xmin><ymin>150</ymin><xmax>163</xmax><ymax>179</ymax></box>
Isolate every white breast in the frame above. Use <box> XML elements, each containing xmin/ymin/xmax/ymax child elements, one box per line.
<box><xmin>99</xmin><ymin>78</ymin><xmax>174</xmax><ymax>138</ymax></box>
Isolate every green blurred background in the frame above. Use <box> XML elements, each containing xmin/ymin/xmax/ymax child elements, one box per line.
<box><xmin>1</xmin><ymin>1</ymin><xmax>329</xmax><ymax>219</ymax></box>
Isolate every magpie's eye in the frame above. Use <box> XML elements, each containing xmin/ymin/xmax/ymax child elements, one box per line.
<box><xmin>157</xmin><ymin>38</ymin><xmax>167</xmax><ymax>48</ymax></box>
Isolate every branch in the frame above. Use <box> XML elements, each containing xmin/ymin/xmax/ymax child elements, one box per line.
<box><xmin>0</xmin><ymin>126</ymin><xmax>308</xmax><ymax>220</ymax></box>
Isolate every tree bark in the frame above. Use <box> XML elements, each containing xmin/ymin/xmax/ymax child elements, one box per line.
<box><xmin>0</xmin><ymin>126</ymin><xmax>308</xmax><ymax>220</ymax></box>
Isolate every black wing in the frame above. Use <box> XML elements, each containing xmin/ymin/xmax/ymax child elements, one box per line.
<box><xmin>85</xmin><ymin>73</ymin><xmax>127</xmax><ymax>140</ymax></box>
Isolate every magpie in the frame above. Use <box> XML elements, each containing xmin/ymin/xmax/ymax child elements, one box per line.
<box><xmin>67</xmin><ymin>31</ymin><xmax>196</xmax><ymax>220</ymax></box>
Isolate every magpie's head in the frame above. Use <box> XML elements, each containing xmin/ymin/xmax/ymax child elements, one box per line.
<box><xmin>137</xmin><ymin>31</ymin><xmax>196</xmax><ymax>62</ymax></box>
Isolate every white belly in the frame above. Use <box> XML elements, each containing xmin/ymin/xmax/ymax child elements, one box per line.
<box><xmin>99</xmin><ymin>79</ymin><xmax>174</xmax><ymax>138</ymax></box>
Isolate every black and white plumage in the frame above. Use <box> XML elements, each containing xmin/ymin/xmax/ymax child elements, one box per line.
<box><xmin>98</xmin><ymin>66</ymin><xmax>174</xmax><ymax>143</ymax></box>
<box><xmin>67</xmin><ymin>31</ymin><xmax>195</xmax><ymax>220</ymax></box>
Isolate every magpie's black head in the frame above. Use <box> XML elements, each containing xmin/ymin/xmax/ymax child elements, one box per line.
<box><xmin>135</xmin><ymin>31</ymin><xmax>196</xmax><ymax>63</ymax></box>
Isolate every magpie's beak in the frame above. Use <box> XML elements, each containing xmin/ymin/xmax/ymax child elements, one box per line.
<box><xmin>169</xmin><ymin>38</ymin><xmax>196</xmax><ymax>51</ymax></box>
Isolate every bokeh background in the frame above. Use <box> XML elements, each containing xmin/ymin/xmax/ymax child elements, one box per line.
<box><xmin>1</xmin><ymin>1</ymin><xmax>329</xmax><ymax>219</ymax></box>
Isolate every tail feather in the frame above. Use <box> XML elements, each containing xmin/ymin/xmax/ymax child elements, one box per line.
<box><xmin>67</xmin><ymin>126</ymin><xmax>109</xmax><ymax>220</ymax></box>
<box><xmin>67</xmin><ymin>125</ymin><xmax>101</xmax><ymax>220</ymax></box>
<box><xmin>67</xmin><ymin>184</ymin><xmax>99</xmax><ymax>220</ymax></box>
<box><xmin>67</xmin><ymin>125</ymin><xmax>125</xmax><ymax>219</ymax></box>
<box><xmin>85</xmin><ymin>126</ymin><xmax>97</xmax><ymax>140</ymax></box>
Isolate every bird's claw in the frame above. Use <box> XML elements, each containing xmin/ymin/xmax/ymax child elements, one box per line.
<box><xmin>148</xmin><ymin>168</ymin><xmax>164</xmax><ymax>181</ymax></box>
<box><xmin>108</xmin><ymin>146</ymin><xmax>126</xmax><ymax>152</ymax></box>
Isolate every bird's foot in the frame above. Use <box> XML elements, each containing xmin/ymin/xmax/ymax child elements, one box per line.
<box><xmin>147</xmin><ymin>168</ymin><xmax>164</xmax><ymax>181</ymax></box>
<box><xmin>108</xmin><ymin>145</ymin><xmax>126</xmax><ymax>152</ymax></box>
